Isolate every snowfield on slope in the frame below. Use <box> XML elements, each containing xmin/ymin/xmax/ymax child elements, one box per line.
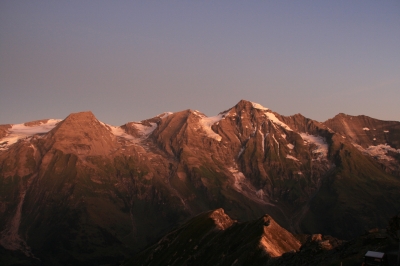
<box><xmin>228</xmin><ymin>167</ymin><xmax>246</xmax><ymax>192</ymax></box>
<box><xmin>300</xmin><ymin>133</ymin><xmax>328</xmax><ymax>159</ymax></box>
<box><xmin>108</xmin><ymin>122</ymin><xmax>157</xmax><ymax>143</ymax></box>
<box><xmin>199</xmin><ymin>113</ymin><xmax>224</xmax><ymax>141</ymax></box>
<box><xmin>264</xmin><ymin>112</ymin><xmax>293</xmax><ymax>131</ymax></box>
<box><xmin>251</xmin><ymin>102</ymin><xmax>269</xmax><ymax>111</ymax></box>
<box><xmin>354</xmin><ymin>143</ymin><xmax>400</xmax><ymax>160</ymax></box>
<box><xmin>0</xmin><ymin>119</ymin><xmax>61</xmax><ymax>150</ymax></box>
<box><xmin>286</xmin><ymin>155</ymin><xmax>299</xmax><ymax>161</ymax></box>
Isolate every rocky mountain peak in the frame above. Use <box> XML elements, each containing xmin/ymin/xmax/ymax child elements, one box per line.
<box><xmin>209</xmin><ymin>208</ymin><xmax>235</xmax><ymax>230</ymax></box>
<box><xmin>231</xmin><ymin>99</ymin><xmax>270</xmax><ymax>113</ymax></box>
<box><xmin>259</xmin><ymin>214</ymin><xmax>301</xmax><ymax>257</ymax></box>
<box><xmin>61</xmin><ymin>111</ymin><xmax>97</xmax><ymax>123</ymax></box>
<box><xmin>234</xmin><ymin>99</ymin><xmax>256</xmax><ymax>110</ymax></box>
<box><xmin>45</xmin><ymin>111</ymin><xmax>117</xmax><ymax>156</ymax></box>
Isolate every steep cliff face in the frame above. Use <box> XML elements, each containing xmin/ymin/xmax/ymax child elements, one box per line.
<box><xmin>0</xmin><ymin>100</ymin><xmax>399</xmax><ymax>264</ymax></box>
<box><xmin>150</xmin><ymin>100</ymin><xmax>333</xmax><ymax>210</ymax></box>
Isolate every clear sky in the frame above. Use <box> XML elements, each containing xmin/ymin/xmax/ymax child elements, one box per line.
<box><xmin>1</xmin><ymin>1</ymin><xmax>399</xmax><ymax>125</ymax></box>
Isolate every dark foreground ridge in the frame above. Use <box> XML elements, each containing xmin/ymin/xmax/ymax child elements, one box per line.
<box><xmin>123</xmin><ymin>209</ymin><xmax>400</xmax><ymax>266</ymax></box>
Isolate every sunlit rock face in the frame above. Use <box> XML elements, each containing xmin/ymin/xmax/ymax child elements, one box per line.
<box><xmin>259</xmin><ymin>214</ymin><xmax>301</xmax><ymax>257</ymax></box>
<box><xmin>0</xmin><ymin>100</ymin><xmax>399</xmax><ymax>264</ymax></box>
<box><xmin>125</xmin><ymin>209</ymin><xmax>301</xmax><ymax>266</ymax></box>
<box><xmin>124</xmin><ymin>209</ymin><xmax>395</xmax><ymax>266</ymax></box>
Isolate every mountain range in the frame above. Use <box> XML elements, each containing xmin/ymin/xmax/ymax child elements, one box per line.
<box><xmin>0</xmin><ymin>100</ymin><xmax>399</xmax><ymax>265</ymax></box>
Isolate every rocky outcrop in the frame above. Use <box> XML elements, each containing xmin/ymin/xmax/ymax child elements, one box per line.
<box><xmin>125</xmin><ymin>209</ymin><xmax>301</xmax><ymax>266</ymax></box>
<box><xmin>260</xmin><ymin>214</ymin><xmax>301</xmax><ymax>257</ymax></box>
<box><xmin>0</xmin><ymin>124</ymin><xmax>11</xmax><ymax>139</ymax></box>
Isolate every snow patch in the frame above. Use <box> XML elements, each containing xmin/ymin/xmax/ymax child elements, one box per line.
<box><xmin>228</xmin><ymin>167</ymin><xmax>246</xmax><ymax>192</ymax></box>
<box><xmin>199</xmin><ymin>114</ymin><xmax>224</xmax><ymax>141</ymax></box>
<box><xmin>108</xmin><ymin>122</ymin><xmax>157</xmax><ymax>143</ymax></box>
<box><xmin>158</xmin><ymin>112</ymin><xmax>173</xmax><ymax>119</ymax></box>
<box><xmin>384</xmin><ymin>130</ymin><xmax>389</xmax><ymax>133</ymax></box>
<box><xmin>287</xmin><ymin>143</ymin><xmax>294</xmax><ymax>149</ymax></box>
<box><xmin>133</xmin><ymin>122</ymin><xmax>158</xmax><ymax>136</ymax></box>
<box><xmin>272</xmin><ymin>134</ymin><xmax>279</xmax><ymax>156</ymax></box>
<box><xmin>251</xmin><ymin>102</ymin><xmax>269</xmax><ymax>111</ymax></box>
<box><xmin>259</xmin><ymin>129</ymin><xmax>265</xmax><ymax>153</ymax></box>
<box><xmin>300</xmin><ymin>133</ymin><xmax>328</xmax><ymax>159</ymax></box>
<box><xmin>363</xmin><ymin>128</ymin><xmax>370</xmax><ymax>131</ymax></box>
<box><xmin>237</xmin><ymin>146</ymin><xmax>246</xmax><ymax>158</ymax></box>
<box><xmin>327</xmin><ymin>127</ymin><xmax>335</xmax><ymax>133</ymax></box>
<box><xmin>256</xmin><ymin>189</ymin><xmax>265</xmax><ymax>199</ymax></box>
<box><xmin>272</xmin><ymin>134</ymin><xmax>278</xmax><ymax>145</ymax></box>
<box><xmin>286</xmin><ymin>155</ymin><xmax>299</xmax><ymax>161</ymax></box>
<box><xmin>264</xmin><ymin>112</ymin><xmax>293</xmax><ymax>131</ymax></box>
<box><xmin>109</xmin><ymin>126</ymin><xmax>136</xmax><ymax>141</ymax></box>
<box><xmin>354</xmin><ymin>144</ymin><xmax>400</xmax><ymax>161</ymax></box>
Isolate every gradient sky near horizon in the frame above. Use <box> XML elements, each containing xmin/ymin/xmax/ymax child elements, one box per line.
<box><xmin>1</xmin><ymin>1</ymin><xmax>399</xmax><ymax>126</ymax></box>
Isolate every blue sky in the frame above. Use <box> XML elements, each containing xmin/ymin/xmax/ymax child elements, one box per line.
<box><xmin>1</xmin><ymin>1</ymin><xmax>399</xmax><ymax>125</ymax></box>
